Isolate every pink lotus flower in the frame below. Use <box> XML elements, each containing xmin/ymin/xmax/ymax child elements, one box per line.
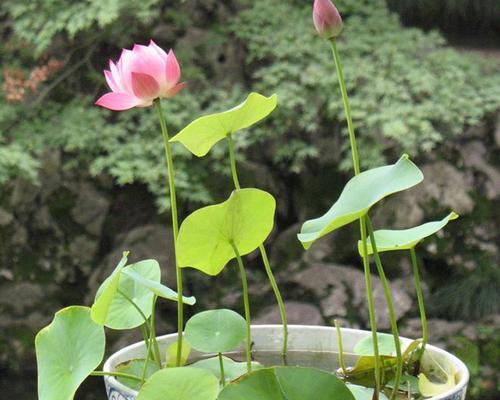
<box><xmin>313</xmin><ymin>0</ymin><xmax>343</xmax><ymax>39</ymax></box>
<box><xmin>96</xmin><ymin>40</ymin><xmax>186</xmax><ymax>111</ymax></box>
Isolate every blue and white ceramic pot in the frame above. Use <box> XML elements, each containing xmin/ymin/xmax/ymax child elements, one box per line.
<box><xmin>103</xmin><ymin>325</ymin><xmax>469</xmax><ymax>400</ymax></box>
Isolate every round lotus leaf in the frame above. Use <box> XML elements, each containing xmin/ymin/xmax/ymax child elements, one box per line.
<box><xmin>136</xmin><ymin>367</ymin><xmax>219</xmax><ymax>400</ymax></box>
<box><xmin>353</xmin><ymin>333</ymin><xmax>398</xmax><ymax>356</ymax></box>
<box><xmin>36</xmin><ymin>306</ymin><xmax>105</xmax><ymax>400</ymax></box>
<box><xmin>184</xmin><ymin>309</ymin><xmax>247</xmax><ymax>353</ymax></box>
<box><xmin>218</xmin><ymin>366</ymin><xmax>356</xmax><ymax>400</ymax></box>
<box><xmin>177</xmin><ymin>188</ymin><xmax>276</xmax><ymax>276</ymax></box>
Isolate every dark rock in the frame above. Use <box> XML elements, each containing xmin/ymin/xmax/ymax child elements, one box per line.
<box><xmin>0</xmin><ymin>208</ymin><xmax>13</xmax><ymax>226</ymax></box>
<box><xmin>70</xmin><ymin>182</ymin><xmax>110</xmax><ymax>236</ymax></box>
<box><xmin>254</xmin><ymin>301</ymin><xmax>323</xmax><ymax>325</ymax></box>
<box><xmin>290</xmin><ymin>264</ymin><xmax>413</xmax><ymax>330</ymax></box>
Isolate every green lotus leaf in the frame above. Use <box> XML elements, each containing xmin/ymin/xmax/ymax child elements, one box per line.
<box><xmin>99</xmin><ymin>260</ymin><xmax>160</xmax><ymax>330</ymax></box>
<box><xmin>90</xmin><ymin>251</ymin><xmax>129</xmax><ymax>324</ymax></box>
<box><xmin>136</xmin><ymin>367</ymin><xmax>219</xmax><ymax>400</ymax></box>
<box><xmin>298</xmin><ymin>155</ymin><xmax>423</xmax><ymax>249</ymax></box>
<box><xmin>190</xmin><ymin>356</ymin><xmax>262</xmax><ymax>381</ymax></box>
<box><xmin>218</xmin><ymin>366</ymin><xmax>356</xmax><ymax>400</ymax></box>
<box><xmin>122</xmin><ymin>268</ymin><xmax>196</xmax><ymax>305</ymax></box>
<box><xmin>165</xmin><ymin>340</ymin><xmax>191</xmax><ymax>367</ymax></box>
<box><xmin>353</xmin><ymin>333</ymin><xmax>399</xmax><ymax>356</ymax></box>
<box><xmin>170</xmin><ymin>92</ymin><xmax>277</xmax><ymax>157</ymax></box>
<box><xmin>177</xmin><ymin>188</ymin><xmax>276</xmax><ymax>276</ymax></box>
<box><xmin>218</xmin><ymin>368</ymin><xmax>283</xmax><ymax>399</ymax></box>
<box><xmin>418</xmin><ymin>372</ymin><xmax>455</xmax><ymax>397</ymax></box>
<box><xmin>184</xmin><ymin>309</ymin><xmax>247</xmax><ymax>353</ymax></box>
<box><xmin>347</xmin><ymin>384</ymin><xmax>389</xmax><ymax>400</ymax></box>
<box><xmin>116</xmin><ymin>359</ymin><xmax>160</xmax><ymax>391</ymax></box>
<box><xmin>358</xmin><ymin>212</ymin><xmax>459</xmax><ymax>256</ymax></box>
<box><xmin>36</xmin><ymin>306</ymin><xmax>105</xmax><ymax>400</ymax></box>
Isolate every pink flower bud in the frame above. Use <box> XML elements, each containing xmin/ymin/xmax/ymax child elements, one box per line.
<box><xmin>313</xmin><ymin>0</ymin><xmax>343</xmax><ymax>39</ymax></box>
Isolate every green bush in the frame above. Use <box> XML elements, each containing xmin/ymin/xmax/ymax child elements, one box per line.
<box><xmin>1</xmin><ymin>0</ymin><xmax>499</xmax><ymax>207</ymax></box>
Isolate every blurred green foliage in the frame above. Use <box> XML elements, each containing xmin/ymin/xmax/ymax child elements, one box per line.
<box><xmin>1</xmin><ymin>0</ymin><xmax>499</xmax><ymax>208</ymax></box>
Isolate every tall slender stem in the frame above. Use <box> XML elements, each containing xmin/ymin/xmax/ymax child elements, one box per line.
<box><xmin>410</xmin><ymin>248</ymin><xmax>428</xmax><ymax>356</ymax></box>
<box><xmin>366</xmin><ymin>217</ymin><xmax>403</xmax><ymax>399</ymax></box>
<box><xmin>227</xmin><ymin>134</ymin><xmax>288</xmax><ymax>356</ymax></box>
<box><xmin>154</xmin><ymin>99</ymin><xmax>184</xmax><ymax>366</ymax></box>
<box><xmin>334</xmin><ymin>319</ymin><xmax>347</xmax><ymax>375</ymax></box>
<box><xmin>218</xmin><ymin>352</ymin><xmax>226</xmax><ymax>386</ymax></box>
<box><xmin>230</xmin><ymin>240</ymin><xmax>252</xmax><ymax>373</ymax></box>
<box><xmin>227</xmin><ymin>134</ymin><xmax>241</xmax><ymax>189</ymax></box>
<box><xmin>330</xmin><ymin>38</ymin><xmax>380</xmax><ymax>397</ymax></box>
<box><xmin>330</xmin><ymin>39</ymin><xmax>360</xmax><ymax>176</ymax></box>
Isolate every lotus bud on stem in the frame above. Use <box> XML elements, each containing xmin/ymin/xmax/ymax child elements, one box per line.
<box><xmin>316</xmin><ymin>2</ymin><xmax>382</xmax><ymax>396</ymax></box>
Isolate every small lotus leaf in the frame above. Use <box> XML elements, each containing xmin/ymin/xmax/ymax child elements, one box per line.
<box><xmin>347</xmin><ymin>384</ymin><xmax>388</xmax><ymax>400</ymax></box>
<box><xmin>184</xmin><ymin>309</ymin><xmax>247</xmax><ymax>353</ymax></box>
<box><xmin>36</xmin><ymin>306</ymin><xmax>105</xmax><ymax>400</ymax></box>
<box><xmin>190</xmin><ymin>356</ymin><xmax>262</xmax><ymax>381</ymax></box>
<box><xmin>177</xmin><ymin>188</ymin><xmax>276</xmax><ymax>276</ymax></box>
<box><xmin>116</xmin><ymin>359</ymin><xmax>160</xmax><ymax>390</ymax></box>
<box><xmin>358</xmin><ymin>212</ymin><xmax>459</xmax><ymax>256</ymax></box>
<box><xmin>99</xmin><ymin>260</ymin><xmax>160</xmax><ymax>330</ymax></box>
<box><xmin>275</xmin><ymin>367</ymin><xmax>356</xmax><ymax>400</ymax></box>
<box><xmin>298</xmin><ymin>155</ymin><xmax>423</xmax><ymax>249</ymax></box>
<box><xmin>170</xmin><ymin>92</ymin><xmax>277</xmax><ymax>157</ymax></box>
<box><xmin>122</xmin><ymin>268</ymin><xmax>196</xmax><ymax>305</ymax></box>
<box><xmin>418</xmin><ymin>372</ymin><xmax>455</xmax><ymax>397</ymax></box>
<box><xmin>90</xmin><ymin>252</ymin><xmax>129</xmax><ymax>324</ymax></box>
<box><xmin>353</xmin><ymin>333</ymin><xmax>399</xmax><ymax>356</ymax></box>
<box><xmin>165</xmin><ymin>340</ymin><xmax>191</xmax><ymax>367</ymax></box>
<box><xmin>136</xmin><ymin>367</ymin><xmax>219</xmax><ymax>400</ymax></box>
<box><xmin>218</xmin><ymin>366</ymin><xmax>356</xmax><ymax>400</ymax></box>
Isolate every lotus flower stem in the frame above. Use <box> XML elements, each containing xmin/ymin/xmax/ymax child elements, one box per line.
<box><xmin>154</xmin><ymin>99</ymin><xmax>184</xmax><ymax>367</ymax></box>
<box><xmin>410</xmin><ymin>248</ymin><xmax>428</xmax><ymax>357</ymax></box>
<box><xmin>366</xmin><ymin>217</ymin><xmax>403</xmax><ymax>399</ymax></box>
<box><xmin>329</xmin><ymin>38</ymin><xmax>381</xmax><ymax>396</ymax></box>
<box><xmin>230</xmin><ymin>240</ymin><xmax>252</xmax><ymax>373</ymax></box>
<box><xmin>227</xmin><ymin>134</ymin><xmax>289</xmax><ymax>356</ymax></box>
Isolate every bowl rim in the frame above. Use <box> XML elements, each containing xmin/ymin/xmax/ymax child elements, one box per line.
<box><xmin>103</xmin><ymin>324</ymin><xmax>469</xmax><ymax>399</ymax></box>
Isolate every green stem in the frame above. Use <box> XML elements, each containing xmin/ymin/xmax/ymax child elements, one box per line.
<box><xmin>118</xmin><ymin>289</ymin><xmax>149</xmax><ymax>324</ymax></box>
<box><xmin>227</xmin><ymin>134</ymin><xmax>288</xmax><ymax>356</ymax></box>
<box><xmin>330</xmin><ymin>38</ymin><xmax>380</xmax><ymax>397</ymax></box>
<box><xmin>141</xmin><ymin>323</ymin><xmax>154</xmax><ymax>386</ymax></box>
<box><xmin>149</xmin><ymin>295</ymin><xmax>162</xmax><ymax>368</ymax></box>
<box><xmin>330</xmin><ymin>39</ymin><xmax>360</xmax><ymax>176</ymax></box>
<box><xmin>90</xmin><ymin>371</ymin><xmax>142</xmax><ymax>382</ymax></box>
<box><xmin>366</xmin><ymin>217</ymin><xmax>402</xmax><ymax>399</ymax></box>
<box><xmin>334</xmin><ymin>319</ymin><xmax>347</xmax><ymax>375</ymax></box>
<box><xmin>227</xmin><ymin>134</ymin><xmax>241</xmax><ymax>189</ymax></box>
<box><xmin>218</xmin><ymin>352</ymin><xmax>226</xmax><ymax>386</ymax></box>
<box><xmin>154</xmin><ymin>99</ymin><xmax>184</xmax><ymax>367</ymax></box>
<box><xmin>140</xmin><ymin>323</ymin><xmax>155</xmax><ymax>361</ymax></box>
<box><xmin>230</xmin><ymin>240</ymin><xmax>252</xmax><ymax>373</ymax></box>
<box><xmin>410</xmin><ymin>248</ymin><xmax>428</xmax><ymax>356</ymax></box>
